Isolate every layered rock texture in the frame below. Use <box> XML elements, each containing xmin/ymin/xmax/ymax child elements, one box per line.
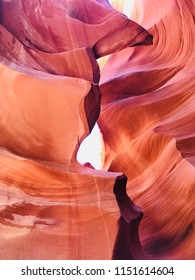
<box><xmin>0</xmin><ymin>0</ymin><xmax>194</xmax><ymax>259</ymax></box>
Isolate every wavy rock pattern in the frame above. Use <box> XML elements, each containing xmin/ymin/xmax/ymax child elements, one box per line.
<box><xmin>0</xmin><ymin>0</ymin><xmax>151</xmax><ymax>58</ymax></box>
<box><xmin>99</xmin><ymin>0</ymin><xmax>195</xmax><ymax>259</ymax></box>
<box><xmin>0</xmin><ymin>0</ymin><xmax>149</xmax><ymax>259</ymax></box>
<box><xmin>0</xmin><ymin>149</ymin><xmax>124</xmax><ymax>259</ymax></box>
<box><xmin>0</xmin><ymin>0</ymin><xmax>194</xmax><ymax>260</ymax></box>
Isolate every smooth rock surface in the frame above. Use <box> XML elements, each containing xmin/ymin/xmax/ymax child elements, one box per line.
<box><xmin>0</xmin><ymin>0</ymin><xmax>194</xmax><ymax>260</ymax></box>
<box><xmin>99</xmin><ymin>0</ymin><xmax>195</xmax><ymax>259</ymax></box>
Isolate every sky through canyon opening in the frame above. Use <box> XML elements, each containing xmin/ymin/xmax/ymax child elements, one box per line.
<box><xmin>77</xmin><ymin>123</ymin><xmax>104</xmax><ymax>170</ymax></box>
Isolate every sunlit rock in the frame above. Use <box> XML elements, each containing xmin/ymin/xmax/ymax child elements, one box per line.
<box><xmin>0</xmin><ymin>0</ymin><xmax>152</xmax><ymax>260</ymax></box>
<box><xmin>0</xmin><ymin>0</ymin><xmax>194</xmax><ymax>260</ymax></box>
<box><xmin>99</xmin><ymin>0</ymin><xmax>195</xmax><ymax>259</ymax></box>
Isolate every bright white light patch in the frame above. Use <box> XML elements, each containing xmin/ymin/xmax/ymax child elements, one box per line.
<box><xmin>108</xmin><ymin>0</ymin><xmax>133</xmax><ymax>18</ymax></box>
<box><xmin>77</xmin><ymin>123</ymin><xmax>103</xmax><ymax>170</ymax></box>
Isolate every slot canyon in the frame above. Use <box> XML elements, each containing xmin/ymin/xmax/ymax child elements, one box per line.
<box><xmin>0</xmin><ymin>0</ymin><xmax>194</xmax><ymax>259</ymax></box>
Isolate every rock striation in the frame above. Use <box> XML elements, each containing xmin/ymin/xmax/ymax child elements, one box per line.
<box><xmin>99</xmin><ymin>0</ymin><xmax>195</xmax><ymax>259</ymax></box>
<box><xmin>0</xmin><ymin>0</ymin><xmax>194</xmax><ymax>259</ymax></box>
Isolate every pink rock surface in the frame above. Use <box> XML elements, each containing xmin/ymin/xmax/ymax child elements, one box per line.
<box><xmin>99</xmin><ymin>0</ymin><xmax>195</xmax><ymax>259</ymax></box>
<box><xmin>0</xmin><ymin>0</ymin><xmax>151</xmax><ymax>57</ymax></box>
<box><xmin>0</xmin><ymin>0</ymin><xmax>194</xmax><ymax>260</ymax></box>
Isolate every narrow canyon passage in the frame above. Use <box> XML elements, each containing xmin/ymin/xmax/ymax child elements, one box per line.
<box><xmin>0</xmin><ymin>0</ymin><xmax>194</xmax><ymax>259</ymax></box>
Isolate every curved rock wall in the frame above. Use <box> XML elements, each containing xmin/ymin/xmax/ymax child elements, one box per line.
<box><xmin>0</xmin><ymin>0</ymin><xmax>194</xmax><ymax>259</ymax></box>
<box><xmin>99</xmin><ymin>0</ymin><xmax>195</xmax><ymax>259</ymax></box>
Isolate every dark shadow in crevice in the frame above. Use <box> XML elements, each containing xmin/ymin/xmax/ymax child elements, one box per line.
<box><xmin>112</xmin><ymin>174</ymin><xmax>146</xmax><ymax>260</ymax></box>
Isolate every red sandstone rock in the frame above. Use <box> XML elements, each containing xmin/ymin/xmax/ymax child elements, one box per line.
<box><xmin>0</xmin><ymin>0</ymin><xmax>194</xmax><ymax>260</ymax></box>
<box><xmin>0</xmin><ymin>63</ymin><xmax>101</xmax><ymax>162</ymax></box>
<box><xmin>0</xmin><ymin>0</ymin><xmax>152</xmax><ymax>58</ymax></box>
<box><xmin>0</xmin><ymin>0</ymin><xmax>151</xmax><ymax>260</ymax></box>
<box><xmin>0</xmin><ymin>149</ymin><xmax>145</xmax><ymax>259</ymax></box>
<box><xmin>99</xmin><ymin>0</ymin><xmax>195</xmax><ymax>259</ymax></box>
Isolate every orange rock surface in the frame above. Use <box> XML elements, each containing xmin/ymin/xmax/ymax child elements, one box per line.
<box><xmin>99</xmin><ymin>0</ymin><xmax>195</xmax><ymax>259</ymax></box>
<box><xmin>0</xmin><ymin>0</ymin><xmax>194</xmax><ymax>259</ymax></box>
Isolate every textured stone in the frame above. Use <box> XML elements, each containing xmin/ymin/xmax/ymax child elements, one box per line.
<box><xmin>0</xmin><ymin>0</ymin><xmax>194</xmax><ymax>260</ymax></box>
